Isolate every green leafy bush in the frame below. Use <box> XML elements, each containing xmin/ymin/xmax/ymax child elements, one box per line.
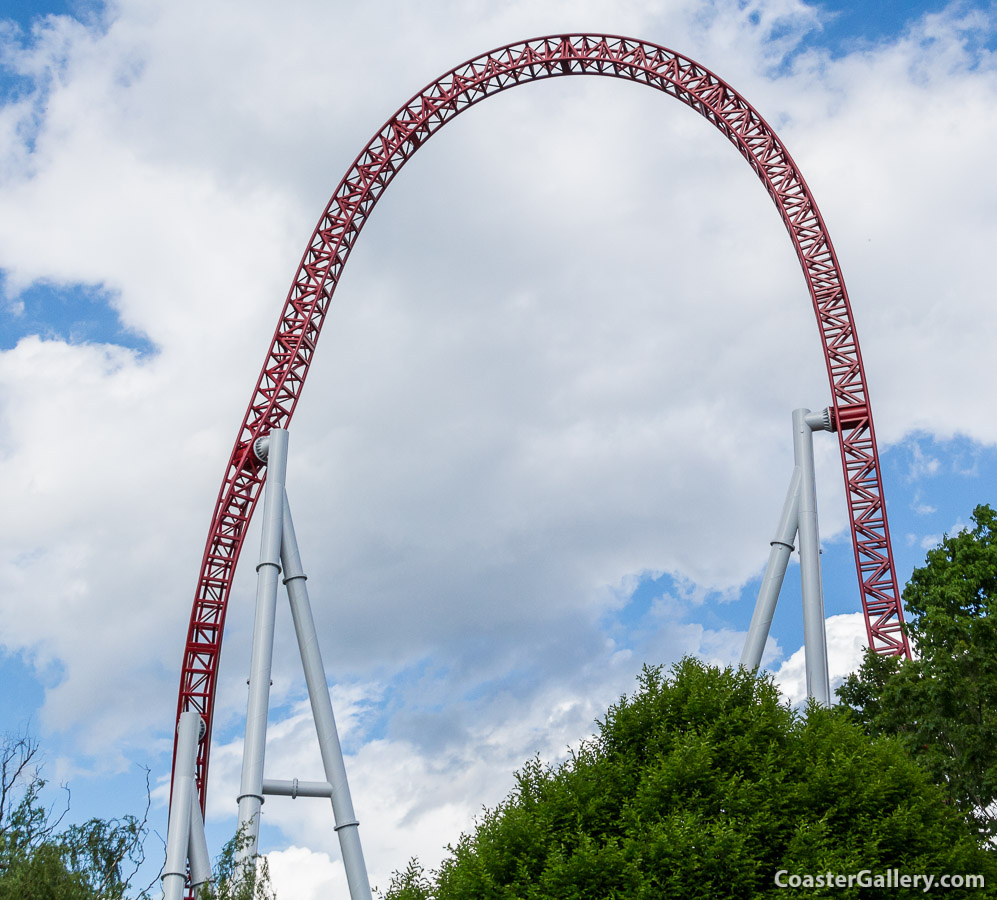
<box><xmin>383</xmin><ymin>659</ymin><xmax>994</xmax><ymax>899</ymax></box>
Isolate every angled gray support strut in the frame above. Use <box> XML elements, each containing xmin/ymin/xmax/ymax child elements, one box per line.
<box><xmin>187</xmin><ymin>787</ymin><xmax>212</xmax><ymax>890</ymax></box>
<box><xmin>740</xmin><ymin>466</ymin><xmax>801</xmax><ymax>671</ymax></box>
<box><xmin>740</xmin><ymin>408</ymin><xmax>833</xmax><ymax>706</ymax></box>
<box><xmin>280</xmin><ymin>493</ymin><xmax>373</xmax><ymax>900</ymax></box>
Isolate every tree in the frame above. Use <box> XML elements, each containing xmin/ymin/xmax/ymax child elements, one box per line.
<box><xmin>838</xmin><ymin>503</ymin><xmax>997</xmax><ymax>838</ymax></box>
<box><xmin>380</xmin><ymin>859</ymin><xmax>433</xmax><ymax>900</ymax></box>
<box><xmin>382</xmin><ymin>659</ymin><xmax>994</xmax><ymax>899</ymax></box>
<box><xmin>0</xmin><ymin>730</ymin><xmax>153</xmax><ymax>899</ymax></box>
<box><xmin>0</xmin><ymin>730</ymin><xmax>280</xmax><ymax>899</ymax></box>
<box><xmin>196</xmin><ymin>826</ymin><xmax>277</xmax><ymax>900</ymax></box>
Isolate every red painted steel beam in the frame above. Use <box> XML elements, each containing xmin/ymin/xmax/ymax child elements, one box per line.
<box><xmin>174</xmin><ymin>33</ymin><xmax>910</xmax><ymax>833</ymax></box>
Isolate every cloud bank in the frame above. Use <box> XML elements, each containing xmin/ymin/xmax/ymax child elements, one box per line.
<box><xmin>2</xmin><ymin>0</ymin><xmax>995</xmax><ymax>892</ymax></box>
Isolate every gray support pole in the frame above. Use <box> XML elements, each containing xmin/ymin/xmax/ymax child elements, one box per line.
<box><xmin>794</xmin><ymin>409</ymin><xmax>832</xmax><ymax>705</ymax></box>
<box><xmin>740</xmin><ymin>466</ymin><xmax>802</xmax><ymax>670</ymax></box>
<box><xmin>281</xmin><ymin>491</ymin><xmax>374</xmax><ymax>900</ymax></box>
<box><xmin>188</xmin><ymin>791</ymin><xmax>212</xmax><ymax>891</ymax></box>
<box><xmin>162</xmin><ymin>711</ymin><xmax>202</xmax><ymax>900</ymax></box>
<box><xmin>235</xmin><ymin>428</ymin><xmax>289</xmax><ymax>872</ymax></box>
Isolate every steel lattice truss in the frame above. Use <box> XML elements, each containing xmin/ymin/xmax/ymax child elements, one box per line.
<box><xmin>175</xmin><ymin>33</ymin><xmax>910</xmax><ymax>817</ymax></box>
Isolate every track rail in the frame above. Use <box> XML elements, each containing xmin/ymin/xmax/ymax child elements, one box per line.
<box><xmin>174</xmin><ymin>33</ymin><xmax>909</xmax><ymax>822</ymax></box>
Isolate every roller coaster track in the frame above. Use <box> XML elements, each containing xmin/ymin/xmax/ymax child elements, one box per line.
<box><xmin>173</xmin><ymin>33</ymin><xmax>910</xmax><ymax>821</ymax></box>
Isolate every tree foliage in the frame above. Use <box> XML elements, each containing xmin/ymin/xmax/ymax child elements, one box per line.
<box><xmin>196</xmin><ymin>825</ymin><xmax>277</xmax><ymax>900</ymax></box>
<box><xmin>838</xmin><ymin>503</ymin><xmax>997</xmax><ymax>838</ymax></box>
<box><xmin>0</xmin><ymin>731</ymin><xmax>152</xmax><ymax>899</ymax></box>
<box><xmin>0</xmin><ymin>729</ymin><xmax>282</xmax><ymax>899</ymax></box>
<box><xmin>382</xmin><ymin>658</ymin><xmax>993</xmax><ymax>899</ymax></box>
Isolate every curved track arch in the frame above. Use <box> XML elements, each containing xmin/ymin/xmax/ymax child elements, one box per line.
<box><xmin>175</xmin><ymin>33</ymin><xmax>910</xmax><ymax>810</ymax></box>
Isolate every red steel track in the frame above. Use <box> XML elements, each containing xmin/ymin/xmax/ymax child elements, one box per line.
<box><xmin>174</xmin><ymin>34</ymin><xmax>910</xmax><ymax>816</ymax></box>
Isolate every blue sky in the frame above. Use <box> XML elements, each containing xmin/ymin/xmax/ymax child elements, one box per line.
<box><xmin>805</xmin><ymin>0</ymin><xmax>979</xmax><ymax>48</ymax></box>
<box><xmin>2</xmin><ymin>1</ymin><xmax>997</xmax><ymax>895</ymax></box>
<box><xmin>2</xmin><ymin>1</ymin><xmax>74</xmax><ymax>31</ymax></box>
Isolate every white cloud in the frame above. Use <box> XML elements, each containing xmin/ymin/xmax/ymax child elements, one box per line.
<box><xmin>2</xmin><ymin>0</ymin><xmax>996</xmax><ymax>893</ymax></box>
<box><xmin>772</xmin><ymin>612</ymin><xmax>868</xmax><ymax>706</ymax></box>
<box><xmin>265</xmin><ymin>846</ymin><xmax>343</xmax><ymax>900</ymax></box>
<box><xmin>906</xmin><ymin>443</ymin><xmax>942</xmax><ymax>482</ymax></box>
